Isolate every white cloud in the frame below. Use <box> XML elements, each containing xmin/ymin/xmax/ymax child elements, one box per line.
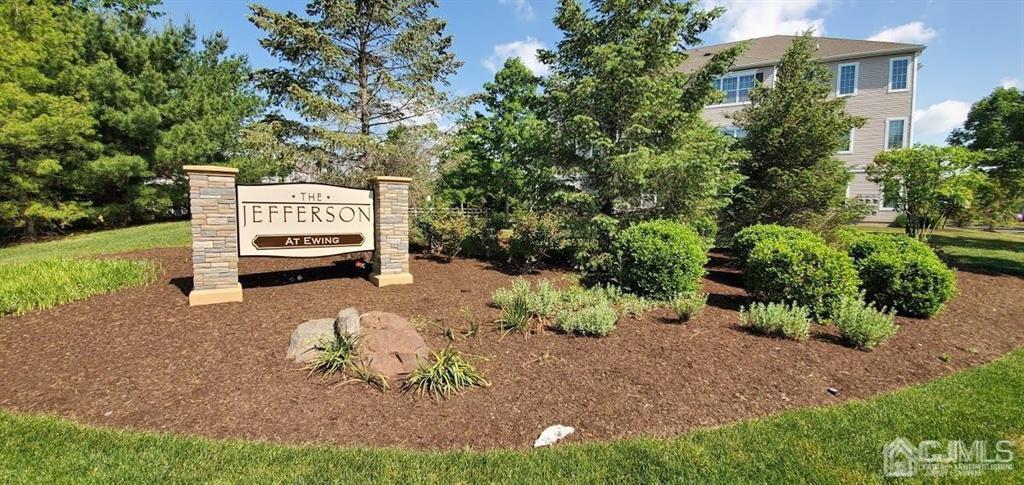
<box><xmin>711</xmin><ymin>0</ymin><xmax>826</xmax><ymax>42</ymax></box>
<box><xmin>1000</xmin><ymin>77</ymin><xmax>1020</xmax><ymax>89</ymax></box>
<box><xmin>498</xmin><ymin>0</ymin><xmax>534</xmax><ymax>20</ymax></box>
<box><xmin>867</xmin><ymin>22</ymin><xmax>936</xmax><ymax>44</ymax></box>
<box><xmin>482</xmin><ymin>37</ymin><xmax>549</xmax><ymax>76</ymax></box>
<box><xmin>914</xmin><ymin>100</ymin><xmax>970</xmax><ymax>138</ymax></box>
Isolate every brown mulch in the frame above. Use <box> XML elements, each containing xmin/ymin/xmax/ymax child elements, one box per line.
<box><xmin>1</xmin><ymin>248</ymin><xmax>1022</xmax><ymax>451</ymax></box>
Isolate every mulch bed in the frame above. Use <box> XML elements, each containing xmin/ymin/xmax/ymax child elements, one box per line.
<box><xmin>1</xmin><ymin>248</ymin><xmax>1022</xmax><ymax>450</ymax></box>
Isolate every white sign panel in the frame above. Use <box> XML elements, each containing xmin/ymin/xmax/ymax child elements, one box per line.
<box><xmin>236</xmin><ymin>183</ymin><xmax>374</xmax><ymax>257</ymax></box>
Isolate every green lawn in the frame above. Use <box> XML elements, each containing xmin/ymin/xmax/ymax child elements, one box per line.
<box><xmin>864</xmin><ymin>227</ymin><xmax>1024</xmax><ymax>276</ymax></box>
<box><xmin>0</xmin><ymin>221</ymin><xmax>189</xmax><ymax>264</ymax></box>
<box><xmin>1</xmin><ymin>347</ymin><xmax>1021</xmax><ymax>483</ymax></box>
<box><xmin>0</xmin><ymin>222</ymin><xmax>186</xmax><ymax>315</ymax></box>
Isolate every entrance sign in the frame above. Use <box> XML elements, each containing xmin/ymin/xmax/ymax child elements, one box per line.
<box><xmin>184</xmin><ymin>166</ymin><xmax>412</xmax><ymax>307</ymax></box>
<box><xmin>236</xmin><ymin>184</ymin><xmax>374</xmax><ymax>257</ymax></box>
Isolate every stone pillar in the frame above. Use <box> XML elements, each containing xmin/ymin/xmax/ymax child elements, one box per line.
<box><xmin>369</xmin><ymin>176</ymin><xmax>414</xmax><ymax>287</ymax></box>
<box><xmin>184</xmin><ymin>165</ymin><xmax>243</xmax><ymax>306</ymax></box>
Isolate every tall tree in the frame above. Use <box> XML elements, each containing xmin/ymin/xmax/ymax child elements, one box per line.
<box><xmin>439</xmin><ymin>57</ymin><xmax>555</xmax><ymax>212</ymax></box>
<box><xmin>729</xmin><ymin>32</ymin><xmax>866</xmax><ymax>231</ymax></box>
<box><xmin>0</xmin><ymin>1</ymin><xmax>95</xmax><ymax>239</ymax></box>
<box><xmin>249</xmin><ymin>0</ymin><xmax>462</xmax><ymax>183</ymax></box>
<box><xmin>538</xmin><ymin>0</ymin><xmax>745</xmax><ymax>230</ymax></box>
<box><xmin>948</xmin><ymin>86</ymin><xmax>1024</xmax><ymax>226</ymax></box>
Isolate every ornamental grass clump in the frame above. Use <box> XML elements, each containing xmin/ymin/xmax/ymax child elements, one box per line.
<box><xmin>402</xmin><ymin>346</ymin><xmax>490</xmax><ymax>400</ymax></box>
<box><xmin>831</xmin><ymin>296</ymin><xmax>899</xmax><ymax>350</ymax></box>
<box><xmin>497</xmin><ymin>290</ymin><xmax>532</xmax><ymax>334</ymax></box>
<box><xmin>740</xmin><ymin>302</ymin><xmax>811</xmax><ymax>341</ymax></box>
<box><xmin>671</xmin><ymin>291</ymin><xmax>708</xmax><ymax>322</ymax></box>
<box><xmin>306</xmin><ymin>332</ymin><xmax>360</xmax><ymax>378</ymax></box>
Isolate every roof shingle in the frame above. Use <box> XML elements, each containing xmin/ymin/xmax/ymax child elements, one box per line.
<box><xmin>678</xmin><ymin>35</ymin><xmax>925</xmax><ymax>72</ymax></box>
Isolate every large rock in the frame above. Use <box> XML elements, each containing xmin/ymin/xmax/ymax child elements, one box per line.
<box><xmin>358</xmin><ymin>311</ymin><xmax>429</xmax><ymax>379</ymax></box>
<box><xmin>286</xmin><ymin>318</ymin><xmax>335</xmax><ymax>363</ymax></box>
<box><xmin>335</xmin><ymin>307</ymin><xmax>360</xmax><ymax>336</ymax></box>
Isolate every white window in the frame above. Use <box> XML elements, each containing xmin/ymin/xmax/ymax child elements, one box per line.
<box><xmin>889</xmin><ymin>57</ymin><xmax>910</xmax><ymax>92</ymax></box>
<box><xmin>713</xmin><ymin>71</ymin><xmax>756</xmax><ymax>105</ymax></box>
<box><xmin>885</xmin><ymin>118</ymin><xmax>907</xmax><ymax>150</ymax></box>
<box><xmin>837</xmin><ymin>63</ymin><xmax>858</xmax><ymax>96</ymax></box>
<box><xmin>719</xmin><ymin>126</ymin><xmax>748</xmax><ymax>139</ymax></box>
<box><xmin>838</xmin><ymin>128</ymin><xmax>854</xmax><ymax>154</ymax></box>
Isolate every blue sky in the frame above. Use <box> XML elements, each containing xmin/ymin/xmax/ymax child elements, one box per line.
<box><xmin>159</xmin><ymin>0</ymin><xmax>1024</xmax><ymax>145</ymax></box>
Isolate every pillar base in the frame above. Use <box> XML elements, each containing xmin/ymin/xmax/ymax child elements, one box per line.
<box><xmin>369</xmin><ymin>273</ymin><xmax>414</xmax><ymax>287</ymax></box>
<box><xmin>189</xmin><ymin>284</ymin><xmax>243</xmax><ymax>306</ymax></box>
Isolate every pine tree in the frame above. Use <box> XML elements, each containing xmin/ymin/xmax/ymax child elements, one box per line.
<box><xmin>249</xmin><ymin>0</ymin><xmax>462</xmax><ymax>182</ymax></box>
<box><xmin>729</xmin><ymin>32</ymin><xmax>866</xmax><ymax>230</ymax></box>
<box><xmin>0</xmin><ymin>1</ymin><xmax>95</xmax><ymax>239</ymax></box>
<box><xmin>539</xmin><ymin>0</ymin><xmax>744</xmax><ymax>230</ymax></box>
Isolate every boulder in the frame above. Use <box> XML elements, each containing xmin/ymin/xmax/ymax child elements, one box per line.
<box><xmin>286</xmin><ymin>318</ymin><xmax>335</xmax><ymax>363</ymax></box>
<box><xmin>358</xmin><ymin>311</ymin><xmax>429</xmax><ymax>379</ymax></box>
<box><xmin>335</xmin><ymin>307</ymin><xmax>360</xmax><ymax>336</ymax></box>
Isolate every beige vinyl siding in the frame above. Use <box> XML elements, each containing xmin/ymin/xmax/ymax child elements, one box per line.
<box><xmin>702</xmin><ymin>67</ymin><xmax>774</xmax><ymax>127</ymax></box>
<box><xmin>832</xmin><ymin>54</ymin><xmax>915</xmax><ymax>170</ymax></box>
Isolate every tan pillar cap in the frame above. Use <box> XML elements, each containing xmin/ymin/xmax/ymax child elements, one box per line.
<box><xmin>370</xmin><ymin>176</ymin><xmax>413</xmax><ymax>184</ymax></box>
<box><xmin>183</xmin><ymin>165</ymin><xmax>239</xmax><ymax>175</ymax></box>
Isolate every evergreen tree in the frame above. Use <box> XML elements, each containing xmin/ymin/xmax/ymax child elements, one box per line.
<box><xmin>539</xmin><ymin>0</ymin><xmax>745</xmax><ymax>231</ymax></box>
<box><xmin>439</xmin><ymin>57</ymin><xmax>554</xmax><ymax>212</ymax></box>
<box><xmin>729</xmin><ymin>32</ymin><xmax>866</xmax><ymax>230</ymax></box>
<box><xmin>249</xmin><ymin>0</ymin><xmax>462</xmax><ymax>183</ymax></box>
<box><xmin>0</xmin><ymin>1</ymin><xmax>95</xmax><ymax>239</ymax></box>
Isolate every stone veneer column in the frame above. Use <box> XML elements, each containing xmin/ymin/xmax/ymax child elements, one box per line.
<box><xmin>369</xmin><ymin>176</ymin><xmax>414</xmax><ymax>287</ymax></box>
<box><xmin>183</xmin><ymin>165</ymin><xmax>243</xmax><ymax>306</ymax></box>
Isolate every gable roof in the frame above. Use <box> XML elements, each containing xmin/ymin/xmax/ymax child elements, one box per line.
<box><xmin>678</xmin><ymin>35</ymin><xmax>925</xmax><ymax>72</ymax></box>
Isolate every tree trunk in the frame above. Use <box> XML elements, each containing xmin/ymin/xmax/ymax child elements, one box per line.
<box><xmin>357</xmin><ymin>25</ymin><xmax>371</xmax><ymax>172</ymax></box>
<box><xmin>24</xmin><ymin>217</ymin><xmax>36</xmax><ymax>241</ymax></box>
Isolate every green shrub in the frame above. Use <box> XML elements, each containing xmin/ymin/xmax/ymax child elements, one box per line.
<box><xmin>0</xmin><ymin>257</ymin><xmax>157</xmax><ymax>316</ymax></box>
<box><xmin>670</xmin><ymin>292</ymin><xmax>708</xmax><ymax>322</ymax></box>
<box><xmin>553</xmin><ymin>299</ymin><xmax>619</xmax><ymax>337</ymax></box>
<box><xmin>745</xmin><ymin>238</ymin><xmax>860</xmax><ymax>318</ymax></box>
<box><xmin>413</xmin><ymin>209</ymin><xmax>475</xmax><ymax>261</ymax></box>
<box><xmin>732</xmin><ymin>224</ymin><xmax>818</xmax><ymax>266</ymax></box>
<box><xmin>831</xmin><ymin>296</ymin><xmax>899</xmax><ymax>350</ymax></box>
<box><xmin>613</xmin><ymin>220</ymin><xmax>708</xmax><ymax>300</ymax></box>
<box><xmin>841</xmin><ymin>230</ymin><xmax>933</xmax><ymax>263</ymax></box>
<box><xmin>402</xmin><ymin>346</ymin><xmax>490</xmax><ymax>400</ymax></box>
<box><xmin>857</xmin><ymin>251</ymin><xmax>957</xmax><ymax>317</ymax></box>
<box><xmin>496</xmin><ymin>211</ymin><xmax>564</xmax><ymax>274</ymax></box>
<box><xmin>740</xmin><ymin>302</ymin><xmax>811</xmax><ymax>341</ymax></box>
<box><xmin>889</xmin><ymin>213</ymin><xmax>908</xmax><ymax>228</ymax></box>
<box><xmin>588</xmin><ymin>284</ymin><xmax>658</xmax><ymax>318</ymax></box>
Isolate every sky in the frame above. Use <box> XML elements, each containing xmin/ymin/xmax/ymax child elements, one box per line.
<box><xmin>159</xmin><ymin>0</ymin><xmax>1024</xmax><ymax>145</ymax></box>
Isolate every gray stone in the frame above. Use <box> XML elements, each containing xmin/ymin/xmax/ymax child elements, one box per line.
<box><xmin>286</xmin><ymin>318</ymin><xmax>336</xmax><ymax>363</ymax></box>
<box><xmin>335</xmin><ymin>307</ymin><xmax>361</xmax><ymax>336</ymax></box>
<box><xmin>358</xmin><ymin>311</ymin><xmax>429</xmax><ymax>379</ymax></box>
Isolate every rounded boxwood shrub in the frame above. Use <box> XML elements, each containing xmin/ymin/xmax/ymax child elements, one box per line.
<box><xmin>857</xmin><ymin>251</ymin><xmax>956</xmax><ymax>318</ymax></box>
<box><xmin>745</xmin><ymin>238</ymin><xmax>860</xmax><ymax>318</ymax></box>
<box><xmin>613</xmin><ymin>220</ymin><xmax>708</xmax><ymax>300</ymax></box>
<box><xmin>842</xmin><ymin>231</ymin><xmax>933</xmax><ymax>263</ymax></box>
<box><xmin>732</xmin><ymin>224</ymin><xmax>819</xmax><ymax>266</ymax></box>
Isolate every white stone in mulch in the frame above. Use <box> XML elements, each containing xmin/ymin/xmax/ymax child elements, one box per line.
<box><xmin>534</xmin><ymin>425</ymin><xmax>575</xmax><ymax>448</ymax></box>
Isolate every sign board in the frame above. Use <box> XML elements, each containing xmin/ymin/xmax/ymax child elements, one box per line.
<box><xmin>236</xmin><ymin>183</ymin><xmax>374</xmax><ymax>257</ymax></box>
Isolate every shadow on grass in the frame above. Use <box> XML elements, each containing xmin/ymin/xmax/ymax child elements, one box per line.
<box><xmin>928</xmin><ymin>233</ymin><xmax>1023</xmax><ymax>253</ymax></box>
<box><xmin>941</xmin><ymin>253</ymin><xmax>1024</xmax><ymax>278</ymax></box>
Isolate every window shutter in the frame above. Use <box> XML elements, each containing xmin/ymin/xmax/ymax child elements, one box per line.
<box><xmin>755</xmin><ymin>72</ymin><xmax>764</xmax><ymax>83</ymax></box>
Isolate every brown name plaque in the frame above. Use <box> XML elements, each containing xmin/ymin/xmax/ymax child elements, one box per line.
<box><xmin>253</xmin><ymin>234</ymin><xmax>364</xmax><ymax>250</ymax></box>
